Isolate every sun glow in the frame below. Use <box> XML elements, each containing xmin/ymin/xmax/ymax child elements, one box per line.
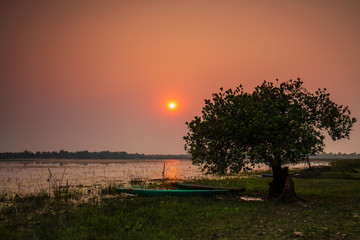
<box><xmin>169</xmin><ymin>102</ymin><xmax>176</xmax><ymax>109</ymax></box>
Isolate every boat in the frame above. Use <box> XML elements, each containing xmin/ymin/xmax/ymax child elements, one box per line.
<box><xmin>172</xmin><ymin>182</ymin><xmax>246</xmax><ymax>194</ymax></box>
<box><xmin>116</xmin><ymin>188</ymin><xmax>228</xmax><ymax>196</ymax></box>
<box><xmin>258</xmin><ymin>173</ymin><xmax>298</xmax><ymax>178</ymax></box>
<box><xmin>256</xmin><ymin>174</ymin><xmax>273</xmax><ymax>178</ymax></box>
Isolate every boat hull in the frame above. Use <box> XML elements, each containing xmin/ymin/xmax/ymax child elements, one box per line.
<box><xmin>172</xmin><ymin>182</ymin><xmax>246</xmax><ymax>194</ymax></box>
<box><xmin>116</xmin><ymin>188</ymin><xmax>228</xmax><ymax>196</ymax></box>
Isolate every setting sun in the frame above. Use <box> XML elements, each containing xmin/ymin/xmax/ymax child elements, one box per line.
<box><xmin>169</xmin><ymin>102</ymin><xmax>176</xmax><ymax>109</ymax></box>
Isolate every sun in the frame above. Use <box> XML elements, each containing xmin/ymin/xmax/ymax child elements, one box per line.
<box><xmin>169</xmin><ymin>102</ymin><xmax>176</xmax><ymax>109</ymax></box>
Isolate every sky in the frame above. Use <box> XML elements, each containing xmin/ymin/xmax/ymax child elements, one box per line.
<box><xmin>1</xmin><ymin>0</ymin><xmax>360</xmax><ymax>154</ymax></box>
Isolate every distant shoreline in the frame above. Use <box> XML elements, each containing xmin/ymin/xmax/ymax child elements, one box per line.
<box><xmin>1</xmin><ymin>150</ymin><xmax>359</xmax><ymax>161</ymax></box>
<box><xmin>0</xmin><ymin>158</ymin><xmax>192</xmax><ymax>164</ymax></box>
<box><xmin>0</xmin><ymin>150</ymin><xmax>191</xmax><ymax>160</ymax></box>
<box><xmin>1</xmin><ymin>157</ymin><xmax>359</xmax><ymax>165</ymax></box>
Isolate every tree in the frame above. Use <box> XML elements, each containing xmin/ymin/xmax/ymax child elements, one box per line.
<box><xmin>184</xmin><ymin>79</ymin><xmax>356</xmax><ymax>199</ymax></box>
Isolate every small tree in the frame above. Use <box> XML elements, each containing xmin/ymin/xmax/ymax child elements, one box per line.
<box><xmin>184</xmin><ymin>79</ymin><xmax>356</xmax><ymax>198</ymax></box>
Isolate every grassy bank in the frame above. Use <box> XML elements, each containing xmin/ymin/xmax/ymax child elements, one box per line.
<box><xmin>1</xmin><ymin>162</ymin><xmax>360</xmax><ymax>239</ymax></box>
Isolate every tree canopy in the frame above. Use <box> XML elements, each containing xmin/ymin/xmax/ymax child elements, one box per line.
<box><xmin>184</xmin><ymin>79</ymin><xmax>356</xmax><ymax>177</ymax></box>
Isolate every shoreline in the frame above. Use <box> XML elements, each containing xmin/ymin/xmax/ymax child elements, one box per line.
<box><xmin>0</xmin><ymin>158</ymin><xmax>192</xmax><ymax>164</ymax></box>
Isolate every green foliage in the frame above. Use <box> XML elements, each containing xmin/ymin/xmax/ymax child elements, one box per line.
<box><xmin>184</xmin><ymin>79</ymin><xmax>356</xmax><ymax>174</ymax></box>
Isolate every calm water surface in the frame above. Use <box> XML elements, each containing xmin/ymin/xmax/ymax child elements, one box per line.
<box><xmin>0</xmin><ymin>158</ymin><xmax>329</xmax><ymax>194</ymax></box>
<box><xmin>0</xmin><ymin>159</ymin><xmax>203</xmax><ymax>194</ymax></box>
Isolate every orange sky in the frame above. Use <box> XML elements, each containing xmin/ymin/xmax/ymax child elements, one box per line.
<box><xmin>1</xmin><ymin>0</ymin><xmax>360</xmax><ymax>154</ymax></box>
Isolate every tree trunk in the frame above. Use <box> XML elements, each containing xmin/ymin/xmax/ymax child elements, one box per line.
<box><xmin>268</xmin><ymin>165</ymin><xmax>288</xmax><ymax>198</ymax></box>
<box><xmin>269</xmin><ymin>164</ymin><xmax>305</xmax><ymax>205</ymax></box>
<box><xmin>276</xmin><ymin>176</ymin><xmax>299</xmax><ymax>203</ymax></box>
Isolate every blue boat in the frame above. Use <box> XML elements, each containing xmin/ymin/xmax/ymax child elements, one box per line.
<box><xmin>116</xmin><ymin>188</ymin><xmax>228</xmax><ymax>196</ymax></box>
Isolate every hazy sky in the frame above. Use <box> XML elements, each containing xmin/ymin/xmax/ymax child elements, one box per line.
<box><xmin>1</xmin><ymin>0</ymin><xmax>360</xmax><ymax>154</ymax></box>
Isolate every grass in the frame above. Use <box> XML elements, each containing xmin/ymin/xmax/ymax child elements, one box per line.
<box><xmin>129</xmin><ymin>178</ymin><xmax>147</xmax><ymax>188</ymax></box>
<box><xmin>318</xmin><ymin>172</ymin><xmax>360</xmax><ymax>180</ymax></box>
<box><xmin>99</xmin><ymin>183</ymin><xmax>124</xmax><ymax>195</ymax></box>
<box><xmin>47</xmin><ymin>168</ymin><xmax>82</xmax><ymax>202</ymax></box>
<box><xmin>1</xmin><ymin>165</ymin><xmax>359</xmax><ymax>239</ymax></box>
<box><xmin>330</xmin><ymin>159</ymin><xmax>360</xmax><ymax>169</ymax></box>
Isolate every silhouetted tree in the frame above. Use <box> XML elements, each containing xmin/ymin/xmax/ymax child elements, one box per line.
<box><xmin>184</xmin><ymin>79</ymin><xmax>356</xmax><ymax>200</ymax></box>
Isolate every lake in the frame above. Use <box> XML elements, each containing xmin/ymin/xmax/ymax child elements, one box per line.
<box><xmin>0</xmin><ymin>158</ymin><xmax>330</xmax><ymax>195</ymax></box>
<box><xmin>0</xmin><ymin>159</ymin><xmax>204</xmax><ymax>194</ymax></box>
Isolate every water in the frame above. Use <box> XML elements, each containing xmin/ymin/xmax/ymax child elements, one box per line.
<box><xmin>0</xmin><ymin>158</ymin><xmax>330</xmax><ymax>195</ymax></box>
<box><xmin>0</xmin><ymin>159</ymin><xmax>203</xmax><ymax>194</ymax></box>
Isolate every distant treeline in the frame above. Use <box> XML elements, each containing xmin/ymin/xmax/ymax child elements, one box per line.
<box><xmin>0</xmin><ymin>150</ymin><xmax>191</xmax><ymax>160</ymax></box>
<box><xmin>0</xmin><ymin>150</ymin><xmax>359</xmax><ymax>160</ymax></box>
<box><xmin>310</xmin><ymin>152</ymin><xmax>360</xmax><ymax>159</ymax></box>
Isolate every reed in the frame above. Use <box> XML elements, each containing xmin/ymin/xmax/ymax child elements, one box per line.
<box><xmin>47</xmin><ymin>168</ymin><xmax>80</xmax><ymax>201</ymax></box>
<box><xmin>129</xmin><ymin>177</ymin><xmax>147</xmax><ymax>188</ymax></box>
<box><xmin>99</xmin><ymin>182</ymin><xmax>124</xmax><ymax>195</ymax></box>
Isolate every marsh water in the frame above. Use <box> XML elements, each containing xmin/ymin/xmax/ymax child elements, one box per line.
<box><xmin>0</xmin><ymin>159</ymin><xmax>201</xmax><ymax>194</ymax></box>
<box><xmin>0</xmin><ymin>158</ymin><xmax>330</xmax><ymax>195</ymax></box>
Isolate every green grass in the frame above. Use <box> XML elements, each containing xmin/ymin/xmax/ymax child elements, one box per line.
<box><xmin>318</xmin><ymin>172</ymin><xmax>360</xmax><ymax>180</ymax></box>
<box><xmin>188</xmin><ymin>177</ymin><xmax>270</xmax><ymax>197</ymax></box>
<box><xmin>1</xmin><ymin>174</ymin><xmax>359</xmax><ymax>240</ymax></box>
<box><xmin>330</xmin><ymin>159</ymin><xmax>360</xmax><ymax>169</ymax></box>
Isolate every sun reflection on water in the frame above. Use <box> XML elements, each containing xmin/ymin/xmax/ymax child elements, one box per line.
<box><xmin>163</xmin><ymin>159</ymin><xmax>181</xmax><ymax>180</ymax></box>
